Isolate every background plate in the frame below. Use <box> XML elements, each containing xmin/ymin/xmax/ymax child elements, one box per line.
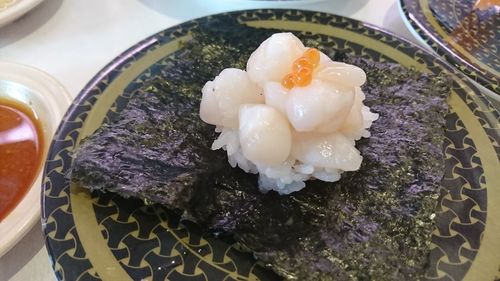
<box><xmin>399</xmin><ymin>0</ymin><xmax>500</xmax><ymax>95</ymax></box>
<box><xmin>42</xmin><ymin>9</ymin><xmax>500</xmax><ymax>281</ymax></box>
<box><xmin>0</xmin><ymin>0</ymin><xmax>43</xmax><ymax>28</ymax></box>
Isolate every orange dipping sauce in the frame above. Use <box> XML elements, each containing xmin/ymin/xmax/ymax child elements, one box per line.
<box><xmin>0</xmin><ymin>98</ymin><xmax>44</xmax><ymax>221</ymax></box>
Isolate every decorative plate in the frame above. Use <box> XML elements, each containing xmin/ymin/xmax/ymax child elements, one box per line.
<box><xmin>399</xmin><ymin>0</ymin><xmax>500</xmax><ymax>95</ymax></box>
<box><xmin>41</xmin><ymin>9</ymin><xmax>500</xmax><ymax>281</ymax></box>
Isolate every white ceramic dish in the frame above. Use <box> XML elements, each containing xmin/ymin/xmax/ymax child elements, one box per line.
<box><xmin>0</xmin><ymin>0</ymin><xmax>43</xmax><ymax>28</ymax></box>
<box><xmin>0</xmin><ymin>61</ymin><xmax>71</xmax><ymax>257</ymax></box>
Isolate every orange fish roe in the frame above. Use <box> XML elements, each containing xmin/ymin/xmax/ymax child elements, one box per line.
<box><xmin>295</xmin><ymin>66</ymin><xmax>313</xmax><ymax>87</ymax></box>
<box><xmin>292</xmin><ymin>57</ymin><xmax>313</xmax><ymax>74</ymax></box>
<box><xmin>281</xmin><ymin>48</ymin><xmax>320</xmax><ymax>89</ymax></box>
<box><xmin>303</xmin><ymin>48</ymin><xmax>320</xmax><ymax>68</ymax></box>
<box><xmin>282</xmin><ymin>73</ymin><xmax>296</xmax><ymax>89</ymax></box>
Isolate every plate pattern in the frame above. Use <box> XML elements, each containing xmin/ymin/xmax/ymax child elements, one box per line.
<box><xmin>429</xmin><ymin>111</ymin><xmax>486</xmax><ymax>280</ymax></box>
<box><xmin>90</xmin><ymin>191</ymin><xmax>277</xmax><ymax>281</ymax></box>
<box><xmin>42</xmin><ymin>9</ymin><xmax>500</xmax><ymax>281</ymax></box>
<box><xmin>400</xmin><ymin>0</ymin><xmax>500</xmax><ymax>94</ymax></box>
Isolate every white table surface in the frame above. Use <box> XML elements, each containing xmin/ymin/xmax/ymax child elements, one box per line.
<box><xmin>0</xmin><ymin>0</ymin><xmax>492</xmax><ymax>280</ymax></box>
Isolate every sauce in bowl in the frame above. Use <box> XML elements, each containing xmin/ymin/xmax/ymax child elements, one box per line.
<box><xmin>0</xmin><ymin>98</ymin><xmax>44</xmax><ymax>221</ymax></box>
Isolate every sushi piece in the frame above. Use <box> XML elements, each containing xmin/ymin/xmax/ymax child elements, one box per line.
<box><xmin>200</xmin><ymin>33</ymin><xmax>379</xmax><ymax>194</ymax></box>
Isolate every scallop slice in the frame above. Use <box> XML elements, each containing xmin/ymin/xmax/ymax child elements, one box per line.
<box><xmin>246</xmin><ymin>32</ymin><xmax>306</xmax><ymax>86</ymax></box>
<box><xmin>286</xmin><ymin>79</ymin><xmax>355</xmax><ymax>133</ymax></box>
<box><xmin>239</xmin><ymin>104</ymin><xmax>292</xmax><ymax>165</ymax></box>
<box><xmin>316</xmin><ymin>62</ymin><xmax>367</xmax><ymax>87</ymax></box>
<box><xmin>318</xmin><ymin>51</ymin><xmax>333</xmax><ymax>66</ymax></box>
<box><xmin>315</xmin><ymin>83</ymin><xmax>356</xmax><ymax>134</ymax></box>
<box><xmin>199</xmin><ymin>81</ymin><xmax>221</xmax><ymax>125</ymax></box>
<box><xmin>292</xmin><ymin>132</ymin><xmax>362</xmax><ymax>171</ymax></box>
<box><xmin>341</xmin><ymin>87</ymin><xmax>379</xmax><ymax>139</ymax></box>
<box><xmin>200</xmin><ymin>68</ymin><xmax>263</xmax><ymax>128</ymax></box>
<box><xmin>264</xmin><ymin>81</ymin><xmax>288</xmax><ymax>115</ymax></box>
<box><xmin>361</xmin><ymin>106</ymin><xmax>379</xmax><ymax>138</ymax></box>
<box><xmin>340</xmin><ymin>87</ymin><xmax>366</xmax><ymax>140</ymax></box>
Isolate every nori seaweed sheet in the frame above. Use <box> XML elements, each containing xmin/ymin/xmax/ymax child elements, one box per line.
<box><xmin>71</xmin><ymin>82</ymin><xmax>225</xmax><ymax>210</ymax></box>
<box><xmin>70</xmin><ymin>17</ymin><xmax>449</xmax><ymax>281</ymax></box>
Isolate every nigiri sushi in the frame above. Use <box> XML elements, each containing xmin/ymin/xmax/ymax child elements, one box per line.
<box><xmin>200</xmin><ymin>33</ymin><xmax>378</xmax><ymax>194</ymax></box>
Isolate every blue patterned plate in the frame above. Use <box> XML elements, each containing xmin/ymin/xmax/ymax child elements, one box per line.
<box><xmin>399</xmin><ymin>0</ymin><xmax>500</xmax><ymax>95</ymax></box>
<box><xmin>41</xmin><ymin>9</ymin><xmax>500</xmax><ymax>281</ymax></box>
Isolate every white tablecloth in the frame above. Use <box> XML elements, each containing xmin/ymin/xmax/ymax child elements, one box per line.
<box><xmin>0</xmin><ymin>0</ymin><xmax>475</xmax><ymax>280</ymax></box>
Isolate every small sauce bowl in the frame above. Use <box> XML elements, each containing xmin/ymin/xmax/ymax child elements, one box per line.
<box><xmin>0</xmin><ymin>61</ymin><xmax>71</xmax><ymax>257</ymax></box>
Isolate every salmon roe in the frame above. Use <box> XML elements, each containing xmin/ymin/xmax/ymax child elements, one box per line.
<box><xmin>281</xmin><ymin>48</ymin><xmax>320</xmax><ymax>89</ymax></box>
<box><xmin>282</xmin><ymin>73</ymin><xmax>296</xmax><ymax>89</ymax></box>
<box><xmin>294</xmin><ymin>66</ymin><xmax>313</xmax><ymax>87</ymax></box>
<box><xmin>292</xmin><ymin>57</ymin><xmax>313</xmax><ymax>74</ymax></box>
<box><xmin>303</xmin><ymin>48</ymin><xmax>320</xmax><ymax>68</ymax></box>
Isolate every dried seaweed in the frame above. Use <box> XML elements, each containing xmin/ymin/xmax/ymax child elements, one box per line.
<box><xmin>71</xmin><ymin>80</ymin><xmax>225</xmax><ymax>210</ymax></box>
